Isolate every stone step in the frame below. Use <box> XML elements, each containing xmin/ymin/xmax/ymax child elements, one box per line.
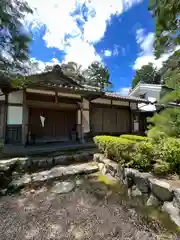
<box><xmin>1</xmin><ymin>143</ymin><xmax>96</xmax><ymax>158</ymax></box>
<box><xmin>0</xmin><ymin>149</ymin><xmax>96</xmax><ymax>175</ymax></box>
<box><xmin>8</xmin><ymin>162</ymin><xmax>99</xmax><ymax>190</ymax></box>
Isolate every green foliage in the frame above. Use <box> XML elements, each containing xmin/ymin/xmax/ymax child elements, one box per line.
<box><xmin>131</xmin><ymin>142</ymin><xmax>154</xmax><ymax>172</ymax></box>
<box><xmin>153</xmin><ymin>160</ymin><xmax>171</xmax><ymax>175</ymax></box>
<box><xmin>60</xmin><ymin>62</ymin><xmax>85</xmax><ymax>84</ymax></box>
<box><xmin>93</xmin><ymin>136</ymin><xmax>135</xmax><ymax>162</ymax></box>
<box><xmin>131</xmin><ymin>63</ymin><xmax>160</xmax><ymax>89</ymax></box>
<box><xmin>120</xmin><ymin>134</ymin><xmax>151</xmax><ymax>142</ymax></box>
<box><xmin>156</xmin><ymin>137</ymin><xmax>180</xmax><ymax>173</ymax></box>
<box><xmin>148</xmin><ymin>108</ymin><xmax>180</xmax><ymax>138</ymax></box>
<box><xmin>148</xmin><ymin>0</ymin><xmax>180</xmax><ymax>58</ymax></box>
<box><xmin>0</xmin><ymin>0</ymin><xmax>33</xmax><ymax>75</ymax></box>
<box><xmin>83</xmin><ymin>61</ymin><xmax>111</xmax><ymax>90</ymax></box>
<box><xmin>160</xmin><ymin>50</ymin><xmax>180</xmax><ymax>102</ymax></box>
<box><xmin>94</xmin><ymin>135</ymin><xmax>180</xmax><ymax>175</ymax></box>
<box><xmin>147</xmin><ymin>51</ymin><xmax>180</xmax><ymax>141</ymax></box>
<box><xmin>147</xmin><ymin>126</ymin><xmax>167</xmax><ymax>143</ymax></box>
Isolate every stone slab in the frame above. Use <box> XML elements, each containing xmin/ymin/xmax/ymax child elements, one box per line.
<box><xmin>150</xmin><ymin>178</ymin><xmax>173</xmax><ymax>202</ymax></box>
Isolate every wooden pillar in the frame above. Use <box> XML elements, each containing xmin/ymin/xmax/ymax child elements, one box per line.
<box><xmin>77</xmin><ymin>97</ymin><xmax>90</xmax><ymax>143</ymax></box>
<box><xmin>0</xmin><ymin>102</ymin><xmax>5</xmax><ymax>143</ymax></box>
<box><xmin>77</xmin><ymin>105</ymin><xmax>83</xmax><ymax>142</ymax></box>
<box><xmin>22</xmin><ymin>90</ymin><xmax>29</xmax><ymax>146</ymax></box>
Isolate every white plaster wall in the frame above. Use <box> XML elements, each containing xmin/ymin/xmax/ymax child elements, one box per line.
<box><xmin>8</xmin><ymin>90</ymin><xmax>23</xmax><ymax>104</ymax></box>
<box><xmin>7</xmin><ymin>106</ymin><xmax>23</xmax><ymax>125</ymax></box>
<box><xmin>83</xmin><ymin>98</ymin><xmax>89</xmax><ymax>109</ymax></box>
<box><xmin>134</xmin><ymin>122</ymin><xmax>139</xmax><ymax>132</ymax></box>
<box><xmin>112</xmin><ymin>100</ymin><xmax>129</xmax><ymax>106</ymax></box>
<box><xmin>141</xmin><ymin>88</ymin><xmax>161</xmax><ymax>101</ymax></box>
<box><xmin>131</xmin><ymin>84</ymin><xmax>161</xmax><ymax>101</ymax></box>
<box><xmin>130</xmin><ymin>102</ymin><xmax>137</xmax><ymax>110</ymax></box>
<box><xmin>92</xmin><ymin>98</ymin><xmax>111</xmax><ymax>105</ymax></box>
<box><xmin>77</xmin><ymin>109</ymin><xmax>81</xmax><ymax>125</ymax></box>
<box><xmin>83</xmin><ymin>110</ymin><xmax>90</xmax><ymax>133</ymax></box>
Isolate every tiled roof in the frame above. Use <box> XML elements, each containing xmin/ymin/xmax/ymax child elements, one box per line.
<box><xmin>30</xmin><ymin>81</ymin><xmax>149</xmax><ymax>103</ymax></box>
<box><xmin>104</xmin><ymin>92</ymin><xmax>150</xmax><ymax>103</ymax></box>
<box><xmin>27</xmin><ymin>69</ymin><xmax>150</xmax><ymax>103</ymax></box>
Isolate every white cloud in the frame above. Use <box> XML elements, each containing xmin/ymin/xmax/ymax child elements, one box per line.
<box><xmin>104</xmin><ymin>49</ymin><xmax>112</xmax><ymax>57</ymax></box>
<box><xmin>63</xmin><ymin>38</ymin><xmax>101</xmax><ymax>68</ymax></box>
<box><xmin>133</xmin><ymin>28</ymin><xmax>178</xmax><ymax>70</ymax></box>
<box><xmin>119</xmin><ymin>87</ymin><xmax>130</xmax><ymax>96</ymax></box>
<box><xmin>27</xmin><ymin>57</ymin><xmax>61</xmax><ymax>74</ymax></box>
<box><xmin>112</xmin><ymin>44</ymin><xmax>120</xmax><ymax>56</ymax></box>
<box><xmin>25</xmin><ymin>0</ymin><xmax>143</xmax><ymax>68</ymax></box>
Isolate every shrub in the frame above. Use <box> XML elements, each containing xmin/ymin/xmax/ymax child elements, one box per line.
<box><xmin>131</xmin><ymin>141</ymin><xmax>155</xmax><ymax>172</ymax></box>
<box><xmin>156</xmin><ymin>137</ymin><xmax>180</xmax><ymax>173</ymax></box>
<box><xmin>93</xmin><ymin>136</ymin><xmax>135</xmax><ymax>162</ymax></box>
<box><xmin>153</xmin><ymin>160</ymin><xmax>171</xmax><ymax>175</ymax></box>
<box><xmin>120</xmin><ymin>134</ymin><xmax>151</xmax><ymax>142</ymax></box>
<box><xmin>147</xmin><ymin>127</ymin><xmax>167</xmax><ymax>143</ymax></box>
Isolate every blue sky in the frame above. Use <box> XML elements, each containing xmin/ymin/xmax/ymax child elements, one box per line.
<box><xmin>26</xmin><ymin>0</ymin><xmax>170</xmax><ymax>95</ymax></box>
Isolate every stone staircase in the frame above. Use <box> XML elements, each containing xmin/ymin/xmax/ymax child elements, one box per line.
<box><xmin>0</xmin><ymin>149</ymin><xmax>99</xmax><ymax>194</ymax></box>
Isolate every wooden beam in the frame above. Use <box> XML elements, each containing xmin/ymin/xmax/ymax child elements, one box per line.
<box><xmin>26</xmin><ymin>100</ymin><xmax>77</xmax><ymax>110</ymax></box>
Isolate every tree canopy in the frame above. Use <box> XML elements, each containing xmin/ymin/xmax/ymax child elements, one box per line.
<box><xmin>0</xmin><ymin>0</ymin><xmax>33</xmax><ymax>91</ymax></box>
<box><xmin>148</xmin><ymin>0</ymin><xmax>180</xmax><ymax>58</ymax></box>
<box><xmin>160</xmin><ymin>50</ymin><xmax>180</xmax><ymax>100</ymax></box>
<box><xmin>83</xmin><ymin>61</ymin><xmax>111</xmax><ymax>90</ymax></box>
<box><xmin>45</xmin><ymin>61</ymin><xmax>111</xmax><ymax>90</ymax></box>
<box><xmin>131</xmin><ymin>63</ymin><xmax>161</xmax><ymax>89</ymax></box>
<box><xmin>147</xmin><ymin>53</ymin><xmax>180</xmax><ymax>139</ymax></box>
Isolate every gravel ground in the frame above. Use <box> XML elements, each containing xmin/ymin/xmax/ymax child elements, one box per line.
<box><xmin>0</xmin><ymin>177</ymin><xmax>178</xmax><ymax>240</ymax></box>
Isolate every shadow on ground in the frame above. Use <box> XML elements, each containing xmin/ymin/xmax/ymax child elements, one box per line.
<box><xmin>0</xmin><ymin>174</ymin><xmax>179</xmax><ymax>240</ymax></box>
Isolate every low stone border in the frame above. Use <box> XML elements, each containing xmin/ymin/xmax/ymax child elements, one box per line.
<box><xmin>0</xmin><ymin>150</ymin><xmax>95</xmax><ymax>173</ymax></box>
<box><xmin>94</xmin><ymin>153</ymin><xmax>180</xmax><ymax>227</ymax></box>
<box><xmin>2</xmin><ymin>162</ymin><xmax>99</xmax><ymax>193</ymax></box>
<box><xmin>0</xmin><ymin>151</ymin><xmax>95</xmax><ymax>190</ymax></box>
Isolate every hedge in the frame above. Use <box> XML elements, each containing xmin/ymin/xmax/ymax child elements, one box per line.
<box><xmin>94</xmin><ymin>135</ymin><xmax>180</xmax><ymax>175</ymax></box>
<box><xmin>120</xmin><ymin>134</ymin><xmax>151</xmax><ymax>142</ymax></box>
<box><xmin>93</xmin><ymin>136</ymin><xmax>135</xmax><ymax>162</ymax></box>
<box><xmin>155</xmin><ymin>137</ymin><xmax>180</xmax><ymax>173</ymax></box>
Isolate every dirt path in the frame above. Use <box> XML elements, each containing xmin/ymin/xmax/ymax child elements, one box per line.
<box><xmin>0</xmin><ymin>177</ymin><xmax>178</xmax><ymax>240</ymax></box>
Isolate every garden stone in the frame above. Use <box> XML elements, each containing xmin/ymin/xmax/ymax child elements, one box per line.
<box><xmin>124</xmin><ymin>168</ymin><xmax>139</xmax><ymax>179</ymax></box>
<box><xmin>9</xmin><ymin>174</ymin><xmax>31</xmax><ymax>189</ymax></box>
<box><xmin>162</xmin><ymin>202</ymin><xmax>180</xmax><ymax>227</ymax></box>
<box><xmin>123</xmin><ymin>175</ymin><xmax>134</xmax><ymax>188</ymax></box>
<box><xmin>0</xmin><ymin>158</ymin><xmax>19</xmax><ymax>172</ymax></box>
<box><xmin>134</xmin><ymin>172</ymin><xmax>152</xmax><ymax>194</ymax></box>
<box><xmin>32</xmin><ymin>163</ymin><xmax>99</xmax><ymax>184</ymax></box>
<box><xmin>98</xmin><ymin>163</ymin><xmax>106</xmax><ymax>175</ymax></box>
<box><xmin>131</xmin><ymin>186</ymin><xmax>142</xmax><ymax>197</ymax></box>
<box><xmin>93</xmin><ymin>153</ymin><xmax>104</xmax><ymax>162</ymax></box>
<box><xmin>173</xmin><ymin>188</ymin><xmax>180</xmax><ymax>209</ymax></box>
<box><xmin>54</xmin><ymin>155</ymin><xmax>67</xmax><ymax>165</ymax></box>
<box><xmin>146</xmin><ymin>194</ymin><xmax>161</xmax><ymax>207</ymax></box>
<box><xmin>0</xmin><ymin>189</ymin><xmax>7</xmax><ymax>195</ymax></box>
<box><xmin>51</xmin><ymin>181</ymin><xmax>75</xmax><ymax>194</ymax></box>
<box><xmin>150</xmin><ymin>178</ymin><xmax>173</xmax><ymax>202</ymax></box>
<box><xmin>46</xmin><ymin>157</ymin><xmax>53</xmax><ymax>165</ymax></box>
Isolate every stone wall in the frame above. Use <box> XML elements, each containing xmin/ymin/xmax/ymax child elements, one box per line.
<box><xmin>94</xmin><ymin>153</ymin><xmax>180</xmax><ymax>228</ymax></box>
